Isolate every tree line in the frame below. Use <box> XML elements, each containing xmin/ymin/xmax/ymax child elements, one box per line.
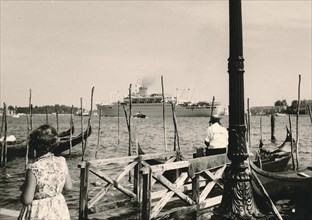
<box><xmin>5</xmin><ymin>105</ymin><xmax>80</xmax><ymax>114</ymax></box>
<box><xmin>274</xmin><ymin>99</ymin><xmax>311</xmax><ymax>114</ymax></box>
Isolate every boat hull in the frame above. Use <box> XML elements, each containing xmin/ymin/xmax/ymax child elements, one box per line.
<box><xmin>97</xmin><ymin>103</ymin><xmax>219</xmax><ymax>117</ymax></box>
<box><xmin>251</xmin><ymin>161</ymin><xmax>312</xmax><ymax>201</ymax></box>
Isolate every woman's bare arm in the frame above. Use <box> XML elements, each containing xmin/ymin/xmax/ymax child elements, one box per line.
<box><xmin>20</xmin><ymin>170</ymin><xmax>36</xmax><ymax>205</ymax></box>
<box><xmin>63</xmin><ymin>173</ymin><xmax>73</xmax><ymax>192</ymax></box>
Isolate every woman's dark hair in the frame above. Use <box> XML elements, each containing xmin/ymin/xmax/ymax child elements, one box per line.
<box><xmin>29</xmin><ymin>124</ymin><xmax>59</xmax><ymax>154</ymax></box>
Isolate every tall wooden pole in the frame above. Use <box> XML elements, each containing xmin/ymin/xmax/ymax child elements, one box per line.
<box><xmin>95</xmin><ymin>109</ymin><xmax>102</xmax><ymax>159</ymax></box>
<box><xmin>209</xmin><ymin>96</ymin><xmax>215</xmax><ymax>127</ymax></box>
<box><xmin>0</xmin><ymin>103</ymin><xmax>4</xmax><ymax>165</ymax></box>
<box><xmin>69</xmin><ymin>105</ymin><xmax>73</xmax><ymax>155</ymax></box>
<box><xmin>214</xmin><ymin>0</ymin><xmax>261</xmax><ymax>218</ymax></box>
<box><xmin>29</xmin><ymin>89</ymin><xmax>33</xmax><ymax>131</ymax></box>
<box><xmin>117</xmin><ymin>95</ymin><xmax>120</xmax><ymax>146</ymax></box>
<box><xmin>270</xmin><ymin>113</ymin><xmax>276</xmax><ymax>143</ymax></box>
<box><xmin>308</xmin><ymin>105</ymin><xmax>312</xmax><ymax>125</ymax></box>
<box><xmin>2</xmin><ymin>103</ymin><xmax>7</xmax><ymax>166</ymax></box>
<box><xmin>80</xmin><ymin>98</ymin><xmax>84</xmax><ymax>161</ymax></box>
<box><xmin>128</xmin><ymin>84</ymin><xmax>132</xmax><ymax>183</ymax></box>
<box><xmin>161</xmin><ymin>75</ymin><xmax>168</xmax><ymax>152</ymax></box>
<box><xmin>55</xmin><ymin>106</ymin><xmax>59</xmax><ymax>134</ymax></box>
<box><xmin>84</xmin><ymin>87</ymin><xmax>94</xmax><ymax>157</ymax></box>
<box><xmin>295</xmin><ymin>75</ymin><xmax>301</xmax><ymax>170</ymax></box>
<box><xmin>46</xmin><ymin>107</ymin><xmax>48</xmax><ymax>124</ymax></box>
<box><xmin>247</xmin><ymin>98</ymin><xmax>251</xmax><ymax>149</ymax></box>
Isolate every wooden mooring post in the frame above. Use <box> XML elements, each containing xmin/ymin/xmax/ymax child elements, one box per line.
<box><xmin>271</xmin><ymin>113</ymin><xmax>276</xmax><ymax>143</ymax></box>
<box><xmin>78</xmin><ymin>161</ymin><xmax>89</xmax><ymax>220</ymax></box>
<box><xmin>142</xmin><ymin>167</ymin><xmax>152</xmax><ymax>220</ymax></box>
<box><xmin>192</xmin><ymin>174</ymin><xmax>200</xmax><ymax>220</ymax></box>
<box><xmin>1</xmin><ymin>103</ymin><xmax>8</xmax><ymax>167</ymax></box>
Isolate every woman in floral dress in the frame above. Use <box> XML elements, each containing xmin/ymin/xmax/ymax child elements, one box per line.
<box><xmin>18</xmin><ymin>124</ymin><xmax>72</xmax><ymax>220</ymax></box>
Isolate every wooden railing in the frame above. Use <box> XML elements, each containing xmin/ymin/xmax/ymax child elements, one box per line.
<box><xmin>78</xmin><ymin>151</ymin><xmax>179</xmax><ymax>220</ymax></box>
<box><xmin>78</xmin><ymin>152</ymin><xmax>227</xmax><ymax>220</ymax></box>
<box><xmin>141</xmin><ymin>155</ymin><xmax>227</xmax><ymax>219</ymax></box>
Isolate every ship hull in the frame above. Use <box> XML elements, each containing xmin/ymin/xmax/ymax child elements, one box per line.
<box><xmin>96</xmin><ymin>103</ymin><xmax>217</xmax><ymax>117</ymax></box>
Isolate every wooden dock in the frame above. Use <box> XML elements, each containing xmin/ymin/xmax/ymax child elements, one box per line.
<box><xmin>0</xmin><ymin>208</ymin><xmax>19</xmax><ymax>219</ymax></box>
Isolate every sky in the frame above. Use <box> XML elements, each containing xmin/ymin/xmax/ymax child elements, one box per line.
<box><xmin>0</xmin><ymin>0</ymin><xmax>311</xmax><ymax>110</ymax></box>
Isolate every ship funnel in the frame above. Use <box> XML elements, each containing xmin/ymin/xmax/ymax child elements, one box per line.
<box><xmin>139</xmin><ymin>87</ymin><xmax>148</xmax><ymax>97</ymax></box>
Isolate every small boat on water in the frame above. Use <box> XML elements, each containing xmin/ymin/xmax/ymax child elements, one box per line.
<box><xmin>97</xmin><ymin>84</ymin><xmax>222</xmax><ymax>117</ymax></box>
<box><xmin>275</xmin><ymin>113</ymin><xmax>287</xmax><ymax>117</ymax></box>
<box><xmin>133</xmin><ymin>112</ymin><xmax>147</xmax><ymax>118</ymax></box>
<box><xmin>0</xmin><ymin>135</ymin><xmax>24</xmax><ymax>145</ymax></box>
<box><xmin>74</xmin><ymin>110</ymin><xmax>90</xmax><ymax>116</ymax></box>
<box><xmin>6</xmin><ymin>124</ymin><xmax>92</xmax><ymax>159</ymax></box>
<box><xmin>11</xmin><ymin>114</ymin><xmax>20</xmax><ymax>118</ymax></box>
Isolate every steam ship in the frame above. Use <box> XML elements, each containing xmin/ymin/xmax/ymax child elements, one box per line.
<box><xmin>96</xmin><ymin>86</ymin><xmax>222</xmax><ymax>117</ymax></box>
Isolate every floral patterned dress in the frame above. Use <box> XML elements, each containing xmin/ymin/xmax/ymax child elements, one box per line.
<box><xmin>18</xmin><ymin>153</ymin><xmax>70</xmax><ymax>220</ymax></box>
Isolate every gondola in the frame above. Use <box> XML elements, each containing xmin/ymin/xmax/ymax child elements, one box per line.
<box><xmin>57</xmin><ymin>123</ymin><xmax>75</xmax><ymax>138</ymax></box>
<box><xmin>250</xmin><ymin>160</ymin><xmax>312</xmax><ymax>201</ymax></box>
<box><xmin>6</xmin><ymin>125</ymin><xmax>92</xmax><ymax>159</ymax></box>
<box><xmin>258</xmin><ymin>126</ymin><xmax>294</xmax><ymax>154</ymax></box>
<box><xmin>249</xmin><ymin>127</ymin><xmax>293</xmax><ymax>172</ymax></box>
<box><xmin>54</xmin><ymin>124</ymin><xmax>92</xmax><ymax>154</ymax></box>
<box><xmin>250</xmin><ymin>149</ymin><xmax>291</xmax><ymax>172</ymax></box>
<box><xmin>1</xmin><ymin>124</ymin><xmax>76</xmax><ymax>146</ymax></box>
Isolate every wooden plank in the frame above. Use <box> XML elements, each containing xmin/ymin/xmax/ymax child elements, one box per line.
<box><xmin>151</xmin><ymin>157</ymin><xmax>176</xmax><ymax>186</ymax></box>
<box><xmin>88</xmin><ymin>183</ymin><xmax>112</xmax><ymax>208</ymax></box>
<box><xmin>151</xmin><ymin>196</ymin><xmax>221</xmax><ymax>220</ymax></box>
<box><xmin>154</xmin><ymin>172</ymin><xmax>195</xmax><ymax>205</ymax></box>
<box><xmin>88</xmin><ymin>206</ymin><xmax>139</xmax><ymax>220</ymax></box>
<box><xmin>116</xmin><ymin>161</ymin><xmax>138</xmax><ymax>182</ymax></box>
<box><xmin>148</xmin><ymin>161</ymin><xmax>190</xmax><ymax>174</ymax></box>
<box><xmin>199</xmin><ymin>181</ymin><xmax>216</xmax><ymax>203</ymax></box>
<box><xmin>202</xmin><ymin>165</ymin><xmax>226</xmax><ymax>189</ymax></box>
<box><xmin>149</xmin><ymin>195</ymin><xmax>222</xmax><ymax>219</ymax></box>
<box><xmin>0</xmin><ymin>208</ymin><xmax>19</xmax><ymax>217</ymax></box>
<box><xmin>151</xmin><ymin>172</ymin><xmax>188</xmax><ymax>219</ymax></box>
<box><xmin>88</xmin><ymin>155</ymin><xmax>138</xmax><ymax>167</ymax></box>
<box><xmin>199</xmin><ymin>165</ymin><xmax>226</xmax><ymax>202</ymax></box>
<box><xmin>139</xmin><ymin>151</ymin><xmax>177</xmax><ymax>161</ymax></box>
<box><xmin>89</xmin><ymin>198</ymin><xmax>133</xmax><ymax>213</ymax></box>
<box><xmin>154</xmin><ymin>204</ymin><xmax>197</xmax><ymax>220</ymax></box>
<box><xmin>88</xmin><ymin>162</ymin><xmax>137</xmax><ymax>208</ymax></box>
<box><xmin>89</xmin><ymin>168</ymin><xmax>137</xmax><ymax>199</ymax></box>
<box><xmin>199</xmin><ymin>195</ymin><xmax>222</xmax><ymax>209</ymax></box>
<box><xmin>298</xmin><ymin>172</ymin><xmax>310</xmax><ymax>177</ymax></box>
<box><xmin>151</xmin><ymin>179</ymin><xmax>208</xmax><ymax>200</ymax></box>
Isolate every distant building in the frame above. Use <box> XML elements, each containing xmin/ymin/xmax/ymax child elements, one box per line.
<box><xmin>304</xmin><ymin>100</ymin><xmax>312</xmax><ymax>114</ymax></box>
<box><xmin>250</xmin><ymin>106</ymin><xmax>287</xmax><ymax>116</ymax></box>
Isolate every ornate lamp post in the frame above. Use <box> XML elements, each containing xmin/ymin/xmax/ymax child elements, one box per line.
<box><xmin>213</xmin><ymin>0</ymin><xmax>262</xmax><ymax>219</ymax></box>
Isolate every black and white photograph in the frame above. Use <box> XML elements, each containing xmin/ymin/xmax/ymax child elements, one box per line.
<box><xmin>0</xmin><ymin>0</ymin><xmax>311</xmax><ymax>219</ymax></box>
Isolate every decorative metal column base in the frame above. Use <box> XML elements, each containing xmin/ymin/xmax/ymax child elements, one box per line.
<box><xmin>212</xmin><ymin>164</ymin><xmax>265</xmax><ymax>220</ymax></box>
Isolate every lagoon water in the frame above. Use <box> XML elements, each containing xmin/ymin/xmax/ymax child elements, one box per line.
<box><xmin>0</xmin><ymin>114</ymin><xmax>311</xmax><ymax>219</ymax></box>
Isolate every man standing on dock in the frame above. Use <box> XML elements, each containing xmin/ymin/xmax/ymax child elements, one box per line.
<box><xmin>204</xmin><ymin>114</ymin><xmax>228</xmax><ymax>156</ymax></box>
